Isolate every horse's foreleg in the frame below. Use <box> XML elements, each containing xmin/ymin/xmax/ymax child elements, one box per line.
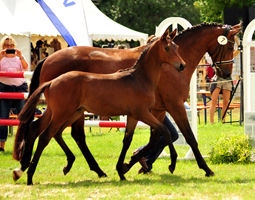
<box><xmin>126</xmin><ymin>126</ymin><xmax>160</xmax><ymax>170</ymax></box>
<box><xmin>116</xmin><ymin>116</ymin><xmax>137</xmax><ymax>180</ymax></box>
<box><xmin>127</xmin><ymin>110</ymin><xmax>165</xmax><ymax>171</ymax></box>
<box><xmin>169</xmin><ymin>105</ymin><xmax>215</xmax><ymax>177</ymax></box>
<box><xmin>71</xmin><ymin>116</ymin><xmax>107</xmax><ymax>177</ymax></box>
<box><xmin>138</xmin><ymin>112</ymin><xmax>177</xmax><ymax>173</ymax></box>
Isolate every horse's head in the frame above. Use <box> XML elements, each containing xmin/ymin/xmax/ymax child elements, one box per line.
<box><xmin>159</xmin><ymin>28</ymin><xmax>186</xmax><ymax>72</ymax></box>
<box><xmin>208</xmin><ymin>23</ymin><xmax>242</xmax><ymax>79</ymax></box>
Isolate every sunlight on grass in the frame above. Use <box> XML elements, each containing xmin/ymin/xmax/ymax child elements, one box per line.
<box><xmin>1</xmin><ymin>122</ymin><xmax>255</xmax><ymax>200</ymax></box>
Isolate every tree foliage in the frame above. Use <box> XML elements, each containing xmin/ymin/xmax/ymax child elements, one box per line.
<box><xmin>94</xmin><ymin>0</ymin><xmax>201</xmax><ymax>36</ymax></box>
<box><xmin>194</xmin><ymin>0</ymin><xmax>255</xmax><ymax>23</ymax></box>
<box><xmin>34</xmin><ymin>0</ymin><xmax>255</xmax><ymax>33</ymax></box>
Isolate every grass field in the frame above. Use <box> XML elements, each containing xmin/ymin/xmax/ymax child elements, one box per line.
<box><xmin>1</xmin><ymin>114</ymin><xmax>255</xmax><ymax>200</ymax></box>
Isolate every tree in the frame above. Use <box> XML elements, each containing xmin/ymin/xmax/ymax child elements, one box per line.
<box><xmin>194</xmin><ymin>0</ymin><xmax>255</xmax><ymax>23</ymax></box>
<box><xmin>94</xmin><ymin>0</ymin><xmax>201</xmax><ymax>36</ymax></box>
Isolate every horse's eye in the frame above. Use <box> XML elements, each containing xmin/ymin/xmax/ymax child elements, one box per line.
<box><xmin>165</xmin><ymin>47</ymin><xmax>169</xmax><ymax>51</ymax></box>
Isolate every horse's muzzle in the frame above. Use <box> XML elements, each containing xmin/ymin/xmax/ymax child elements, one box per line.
<box><xmin>225</xmin><ymin>72</ymin><xmax>231</xmax><ymax>79</ymax></box>
<box><xmin>178</xmin><ymin>63</ymin><xmax>186</xmax><ymax>72</ymax></box>
<box><xmin>217</xmin><ymin>70</ymin><xmax>232</xmax><ymax>79</ymax></box>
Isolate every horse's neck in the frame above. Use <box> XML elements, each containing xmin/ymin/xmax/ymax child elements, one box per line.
<box><xmin>131</xmin><ymin>44</ymin><xmax>148</xmax><ymax>52</ymax></box>
<box><xmin>133</xmin><ymin>46</ymin><xmax>162</xmax><ymax>88</ymax></box>
<box><xmin>176</xmin><ymin>27</ymin><xmax>220</xmax><ymax>82</ymax></box>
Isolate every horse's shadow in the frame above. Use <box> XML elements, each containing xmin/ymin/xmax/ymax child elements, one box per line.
<box><xmin>19</xmin><ymin>171</ymin><xmax>255</xmax><ymax>188</ymax></box>
<box><xmin>28</xmin><ymin>174</ymin><xmax>186</xmax><ymax>188</ymax></box>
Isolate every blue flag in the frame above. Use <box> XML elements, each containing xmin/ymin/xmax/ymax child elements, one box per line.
<box><xmin>38</xmin><ymin>0</ymin><xmax>91</xmax><ymax>46</ymax></box>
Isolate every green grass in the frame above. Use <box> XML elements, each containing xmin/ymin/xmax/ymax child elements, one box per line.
<box><xmin>1</xmin><ymin>121</ymin><xmax>254</xmax><ymax>199</ymax></box>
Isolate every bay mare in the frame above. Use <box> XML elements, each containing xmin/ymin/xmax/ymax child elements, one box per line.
<box><xmin>13</xmin><ymin>22</ymin><xmax>241</xmax><ymax>183</ymax></box>
<box><xmin>13</xmin><ymin>29</ymin><xmax>186</xmax><ymax>185</ymax></box>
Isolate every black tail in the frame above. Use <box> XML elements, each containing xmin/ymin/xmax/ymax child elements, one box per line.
<box><xmin>25</xmin><ymin>58</ymin><xmax>46</xmax><ymax>134</ymax></box>
<box><xmin>13</xmin><ymin>58</ymin><xmax>46</xmax><ymax>161</ymax></box>
<box><xmin>29</xmin><ymin>58</ymin><xmax>46</xmax><ymax>97</ymax></box>
<box><xmin>19</xmin><ymin>81</ymin><xmax>51</xmax><ymax>122</ymax></box>
<box><xmin>13</xmin><ymin>81</ymin><xmax>51</xmax><ymax>161</ymax></box>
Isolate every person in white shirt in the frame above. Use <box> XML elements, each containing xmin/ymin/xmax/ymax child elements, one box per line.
<box><xmin>0</xmin><ymin>36</ymin><xmax>29</xmax><ymax>152</ymax></box>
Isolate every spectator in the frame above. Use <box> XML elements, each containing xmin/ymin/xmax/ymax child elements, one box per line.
<box><xmin>0</xmin><ymin>36</ymin><xmax>29</xmax><ymax>152</ymax></box>
<box><xmin>205</xmin><ymin>62</ymin><xmax>214</xmax><ymax>83</ymax></box>
<box><xmin>209</xmin><ymin>36</ymin><xmax>240</xmax><ymax>124</ymax></box>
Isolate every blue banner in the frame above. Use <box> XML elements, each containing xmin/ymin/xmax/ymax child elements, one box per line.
<box><xmin>38</xmin><ymin>0</ymin><xmax>91</xmax><ymax>46</ymax></box>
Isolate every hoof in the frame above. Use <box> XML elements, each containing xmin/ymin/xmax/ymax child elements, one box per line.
<box><xmin>122</xmin><ymin>163</ymin><xmax>129</xmax><ymax>174</ymax></box>
<box><xmin>168</xmin><ymin>165</ymin><xmax>175</xmax><ymax>174</ymax></box>
<box><xmin>118</xmin><ymin>171</ymin><xmax>126</xmax><ymax>180</ymax></box>
<box><xmin>63</xmin><ymin>167</ymin><xmax>69</xmax><ymax>175</ymax></box>
<box><xmin>98</xmin><ymin>173</ymin><xmax>107</xmax><ymax>178</ymax></box>
<box><xmin>138</xmin><ymin>168</ymin><xmax>153</xmax><ymax>174</ymax></box>
<box><xmin>138</xmin><ymin>168</ymin><xmax>146</xmax><ymax>174</ymax></box>
<box><xmin>27</xmin><ymin>181</ymin><xmax>33</xmax><ymax>185</ymax></box>
<box><xmin>13</xmin><ymin>168</ymin><xmax>23</xmax><ymax>181</ymax></box>
<box><xmin>205</xmin><ymin>171</ymin><xmax>215</xmax><ymax>177</ymax></box>
<box><xmin>138</xmin><ymin>157</ymin><xmax>148</xmax><ymax>171</ymax></box>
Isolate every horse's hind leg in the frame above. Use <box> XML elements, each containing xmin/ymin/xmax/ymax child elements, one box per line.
<box><xmin>157</xmin><ymin>123</ymin><xmax>177</xmax><ymax>173</ymax></box>
<box><xmin>26</xmin><ymin>121</ymin><xmax>62</xmax><ymax>185</ymax></box>
<box><xmin>130</xmin><ymin>112</ymin><xmax>177</xmax><ymax>173</ymax></box>
<box><xmin>169</xmin><ymin>105</ymin><xmax>214</xmax><ymax>176</ymax></box>
<box><xmin>53</xmin><ymin>131</ymin><xmax>75</xmax><ymax>175</ymax></box>
<box><xmin>13</xmin><ymin>111</ymin><xmax>51</xmax><ymax>182</ymax></box>
<box><xmin>71</xmin><ymin>116</ymin><xmax>107</xmax><ymax>177</ymax></box>
<box><xmin>116</xmin><ymin>116</ymin><xmax>138</xmax><ymax>180</ymax></box>
<box><xmin>19</xmin><ymin>120</ymin><xmax>42</xmax><ymax>171</ymax></box>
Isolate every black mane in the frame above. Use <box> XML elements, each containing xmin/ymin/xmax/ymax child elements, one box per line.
<box><xmin>176</xmin><ymin>22</ymin><xmax>224</xmax><ymax>38</ymax></box>
<box><xmin>118</xmin><ymin>39</ymin><xmax>155</xmax><ymax>73</ymax></box>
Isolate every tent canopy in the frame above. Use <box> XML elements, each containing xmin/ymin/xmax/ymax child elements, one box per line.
<box><xmin>0</xmin><ymin>0</ymin><xmax>148</xmax><ymax>44</ymax></box>
<box><xmin>84</xmin><ymin>0</ymin><xmax>148</xmax><ymax>42</ymax></box>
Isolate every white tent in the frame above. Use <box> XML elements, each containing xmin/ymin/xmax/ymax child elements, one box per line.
<box><xmin>0</xmin><ymin>0</ymin><xmax>147</xmax><ymax>43</ymax></box>
<box><xmin>83</xmin><ymin>0</ymin><xmax>148</xmax><ymax>43</ymax></box>
<box><xmin>0</xmin><ymin>0</ymin><xmax>148</xmax><ymax>68</ymax></box>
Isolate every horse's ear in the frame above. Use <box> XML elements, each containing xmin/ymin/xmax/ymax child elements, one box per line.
<box><xmin>232</xmin><ymin>22</ymin><xmax>242</xmax><ymax>29</ymax></box>
<box><xmin>169</xmin><ymin>29</ymin><xmax>177</xmax><ymax>40</ymax></box>
<box><xmin>230</xmin><ymin>23</ymin><xmax>242</xmax><ymax>36</ymax></box>
<box><xmin>147</xmin><ymin>35</ymin><xmax>159</xmax><ymax>44</ymax></box>
<box><xmin>147</xmin><ymin>35</ymin><xmax>156</xmax><ymax>44</ymax></box>
<box><xmin>161</xmin><ymin>28</ymin><xmax>169</xmax><ymax>40</ymax></box>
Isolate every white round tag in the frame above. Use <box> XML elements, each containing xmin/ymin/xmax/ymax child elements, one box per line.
<box><xmin>217</xmin><ymin>35</ymin><xmax>228</xmax><ymax>45</ymax></box>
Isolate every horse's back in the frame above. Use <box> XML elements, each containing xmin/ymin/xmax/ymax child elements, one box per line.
<box><xmin>47</xmin><ymin>70</ymin><xmax>153</xmax><ymax>117</ymax></box>
<box><xmin>40</xmin><ymin>46</ymin><xmax>144</xmax><ymax>84</ymax></box>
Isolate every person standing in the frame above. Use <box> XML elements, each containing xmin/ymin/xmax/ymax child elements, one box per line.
<box><xmin>0</xmin><ymin>36</ymin><xmax>29</xmax><ymax>152</ymax></box>
<box><xmin>209</xmin><ymin>36</ymin><xmax>240</xmax><ymax>124</ymax></box>
<box><xmin>205</xmin><ymin>62</ymin><xmax>214</xmax><ymax>83</ymax></box>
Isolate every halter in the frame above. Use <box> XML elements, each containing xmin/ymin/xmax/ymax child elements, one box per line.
<box><xmin>211</xmin><ymin>25</ymin><xmax>235</xmax><ymax>75</ymax></box>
